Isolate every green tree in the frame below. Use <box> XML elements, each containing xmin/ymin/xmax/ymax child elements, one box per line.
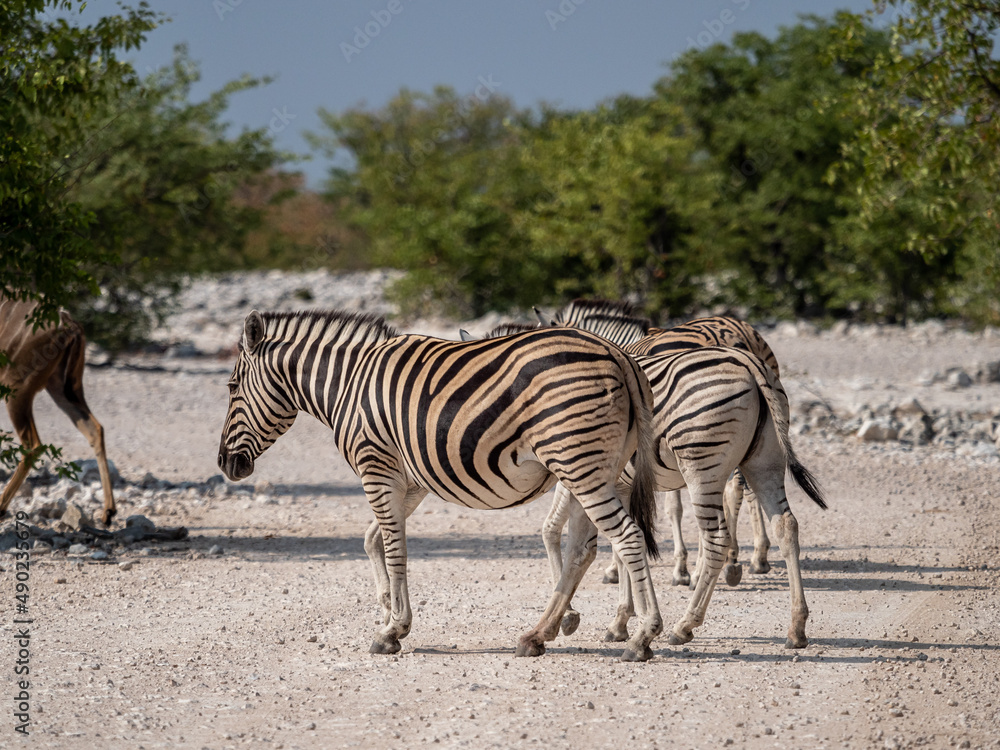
<box><xmin>514</xmin><ymin>96</ymin><xmax>712</xmax><ymax>317</ymax></box>
<box><xmin>60</xmin><ymin>46</ymin><xmax>287</xmax><ymax>349</ymax></box>
<box><xmin>309</xmin><ymin>86</ymin><xmax>545</xmax><ymax>317</ymax></box>
<box><xmin>1</xmin><ymin>0</ymin><xmax>158</xmax><ymax>324</ymax></box>
<box><xmin>660</xmin><ymin>17</ymin><xmax>896</xmax><ymax>318</ymax></box>
<box><xmin>837</xmin><ymin>1</ymin><xmax>1000</xmax><ymax>323</ymax></box>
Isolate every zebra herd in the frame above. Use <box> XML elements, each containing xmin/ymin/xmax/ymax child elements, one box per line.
<box><xmin>217</xmin><ymin>300</ymin><xmax>826</xmax><ymax>661</ymax></box>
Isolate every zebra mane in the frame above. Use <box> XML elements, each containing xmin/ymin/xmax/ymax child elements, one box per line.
<box><xmin>578</xmin><ymin>312</ymin><xmax>651</xmax><ymax>340</ymax></box>
<box><xmin>253</xmin><ymin>309</ymin><xmax>399</xmax><ymax>350</ymax></box>
<box><xmin>555</xmin><ymin>298</ymin><xmax>636</xmax><ymax>325</ymax></box>
<box><xmin>481</xmin><ymin>322</ymin><xmax>540</xmax><ymax>340</ymax></box>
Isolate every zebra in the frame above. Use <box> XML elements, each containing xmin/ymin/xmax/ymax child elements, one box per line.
<box><xmin>537</xmin><ymin>301</ymin><xmax>789</xmax><ymax>587</ymax></box>
<box><xmin>217</xmin><ymin>309</ymin><xmax>664</xmax><ymax>661</ymax></box>
<box><xmin>0</xmin><ymin>298</ymin><xmax>116</xmax><ymax>524</ymax></box>
<box><xmin>546</xmin><ymin>341</ymin><xmax>825</xmax><ymax>649</ymax></box>
<box><xmin>473</xmin><ymin>318</ymin><xmax>825</xmax><ymax>648</ymax></box>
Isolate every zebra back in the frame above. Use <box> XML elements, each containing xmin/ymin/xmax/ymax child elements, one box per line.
<box><xmin>480</xmin><ymin>322</ymin><xmax>540</xmax><ymax>339</ymax></box>
<box><xmin>571</xmin><ymin>313</ymin><xmax>650</xmax><ymax>348</ymax></box>
<box><xmin>554</xmin><ymin>298</ymin><xmax>641</xmax><ymax>327</ymax></box>
<box><xmin>641</xmin><ymin>316</ymin><xmax>780</xmax><ymax>378</ymax></box>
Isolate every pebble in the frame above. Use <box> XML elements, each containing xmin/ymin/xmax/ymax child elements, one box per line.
<box><xmin>67</xmin><ymin>543</ymin><xmax>90</xmax><ymax>555</ymax></box>
<box><xmin>90</xmin><ymin>550</ymin><xmax>109</xmax><ymax>561</ymax></box>
<box><xmin>118</xmin><ymin>561</ymin><xmax>134</xmax><ymax>571</ymax></box>
<box><xmin>208</xmin><ymin>544</ymin><xmax>224</xmax><ymax>555</ymax></box>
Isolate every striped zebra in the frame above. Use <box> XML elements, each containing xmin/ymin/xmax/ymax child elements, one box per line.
<box><xmin>475</xmin><ymin>319</ymin><xmax>825</xmax><ymax>648</ymax></box>
<box><xmin>217</xmin><ymin>309</ymin><xmax>664</xmax><ymax>661</ymax></box>
<box><xmin>538</xmin><ymin>301</ymin><xmax>788</xmax><ymax>587</ymax></box>
<box><xmin>552</xmin><ymin>341</ymin><xmax>823</xmax><ymax>649</ymax></box>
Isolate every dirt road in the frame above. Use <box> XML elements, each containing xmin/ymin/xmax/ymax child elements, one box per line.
<box><xmin>1</xmin><ymin>321</ymin><xmax>998</xmax><ymax>749</ymax></box>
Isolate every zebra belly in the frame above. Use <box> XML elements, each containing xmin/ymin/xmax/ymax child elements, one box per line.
<box><xmin>414</xmin><ymin>460</ymin><xmax>558</xmax><ymax>510</ymax></box>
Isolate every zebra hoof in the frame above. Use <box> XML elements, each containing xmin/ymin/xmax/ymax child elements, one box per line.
<box><xmin>602</xmin><ymin>570</ymin><xmax>620</xmax><ymax>585</ymax></box>
<box><xmin>750</xmin><ymin>559</ymin><xmax>771</xmax><ymax>575</ymax></box>
<box><xmin>561</xmin><ymin>610</ymin><xmax>581</xmax><ymax>636</ymax></box>
<box><xmin>603</xmin><ymin>627</ymin><xmax>629</xmax><ymax>643</ymax></box>
<box><xmin>666</xmin><ymin>629</ymin><xmax>693</xmax><ymax>646</ymax></box>
<box><xmin>369</xmin><ymin>638</ymin><xmax>401</xmax><ymax>655</ymax></box>
<box><xmin>723</xmin><ymin>563</ymin><xmax>743</xmax><ymax>587</ymax></box>
<box><xmin>101</xmin><ymin>508</ymin><xmax>117</xmax><ymax>527</ymax></box>
<box><xmin>671</xmin><ymin>571</ymin><xmax>691</xmax><ymax>587</ymax></box>
<box><xmin>515</xmin><ymin>639</ymin><xmax>545</xmax><ymax>658</ymax></box>
<box><xmin>621</xmin><ymin>644</ymin><xmax>653</xmax><ymax>662</ymax></box>
<box><xmin>784</xmin><ymin>635</ymin><xmax>808</xmax><ymax>649</ymax></box>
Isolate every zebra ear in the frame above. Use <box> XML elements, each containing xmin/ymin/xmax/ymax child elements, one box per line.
<box><xmin>243</xmin><ymin>310</ymin><xmax>265</xmax><ymax>353</ymax></box>
<box><xmin>459</xmin><ymin>329</ymin><xmax>475</xmax><ymax>342</ymax></box>
<box><xmin>533</xmin><ymin>307</ymin><xmax>556</xmax><ymax>326</ymax></box>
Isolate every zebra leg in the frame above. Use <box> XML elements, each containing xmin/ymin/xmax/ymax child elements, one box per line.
<box><xmin>363</xmin><ymin>520</ymin><xmax>391</xmax><ymax>625</ymax></box>
<box><xmin>541</xmin><ymin>483</ymin><xmax>583</xmax><ymax>636</ymax></box>
<box><xmin>602</xmin><ymin>551</ymin><xmax>621</xmax><ymax>585</ymax></box>
<box><xmin>603</xmin><ymin>555</ymin><xmax>633</xmax><ymax>642</ymax></box>
<box><xmin>747</xmin><ymin>486</ymin><xmax>772</xmax><ymax>574</ymax></box>
<box><xmin>741</xmin><ymin>463</ymin><xmax>808</xmax><ymax>649</ymax></box>
<box><xmin>365</xmin><ymin>482</ymin><xmax>426</xmax><ymax>655</ymax></box>
<box><xmin>667</xmin><ymin>480</ymin><xmax>730</xmax><ymax>646</ymax></box>
<box><xmin>364</xmin><ymin>489</ymin><xmax>427</xmax><ymax>627</ymax></box>
<box><xmin>579</xmin><ymin>481</ymin><xmax>662</xmax><ymax>662</ymax></box>
<box><xmin>517</xmin><ymin>499</ymin><xmax>598</xmax><ymax>657</ymax></box>
<box><xmin>666</xmin><ymin>490</ymin><xmax>691</xmax><ymax>586</ymax></box>
<box><xmin>721</xmin><ymin>473</ymin><xmax>745</xmax><ymax>587</ymax></box>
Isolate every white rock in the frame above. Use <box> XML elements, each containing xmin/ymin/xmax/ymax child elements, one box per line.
<box><xmin>945</xmin><ymin>369</ymin><xmax>973</xmax><ymax>389</ymax></box>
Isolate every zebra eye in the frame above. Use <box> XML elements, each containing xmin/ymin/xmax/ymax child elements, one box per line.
<box><xmin>228</xmin><ymin>381</ymin><xmax>239</xmax><ymax>394</ymax></box>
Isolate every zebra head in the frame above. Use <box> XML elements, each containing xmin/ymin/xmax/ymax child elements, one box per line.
<box><xmin>218</xmin><ymin>310</ymin><xmax>297</xmax><ymax>481</ymax></box>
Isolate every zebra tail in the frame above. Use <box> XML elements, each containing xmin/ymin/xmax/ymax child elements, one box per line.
<box><xmin>624</xmin><ymin>361</ymin><xmax>661</xmax><ymax>561</ymax></box>
<box><xmin>748</xmin><ymin>359</ymin><xmax>829</xmax><ymax>511</ymax></box>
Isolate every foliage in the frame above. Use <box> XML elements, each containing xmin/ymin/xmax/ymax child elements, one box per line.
<box><xmin>310</xmin><ymin>88</ymin><xmax>711</xmax><ymax>317</ymax></box>
<box><xmin>512</xmin><ymin>97</ymin><xmax>714</xmax><ymax>317</ymax></box>
<box><xmin>59</xmin><ymin>45</ymin><xmax>287</xmax><ymax>350</ymax></box>
<box><xmin>309</xmin><ymin>87</ymin><xmax>544</xmax><ymax>317</ymax></box>
<box><xmin>0</xmin><ymin>0</ymin><xmax>158</xmax><ymax>326</ymax></box>
<box><xmin>659</xmin><ymin>16</ymin><xmax>896</xmax><ymax>318</ymax></box>
<box><xmin>835</xmin><ymin>1</ymin><xmax>1000</xmax><ymax>323</ymax></box>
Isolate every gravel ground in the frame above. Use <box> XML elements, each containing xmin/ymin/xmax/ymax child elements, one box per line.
<box><xmin>1</xmin><ymin>271</ymin><xmax>998</xmax><ymax>749</ymax></box>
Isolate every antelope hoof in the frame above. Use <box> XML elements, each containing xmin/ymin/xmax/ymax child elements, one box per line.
<box><xmin>723</xmin><ymin>563</ymin><xmax>743</xmax><ymax>587</ymax></box>
<box><xmin>602</xmin><ymin>569</ymin><xmax>619</xmax><ymax>585</ymax></box>
<box><xmin>785</xmin><ymin>634</ymin><xmax>808</xmax><ymax>649</ymax></box>
<box><xmin>603</xmin><ymin>627</ymin><xmax>629</xmax><ymax>643</ymax></box>
<box><xmin>369</xmin><ymin>637</ymin><xmax>401</xmax><ymax>655</ymax></box>
<box><xmin>672</xmin><ymin>571</ymin><xmax>691</xmax><ymax>587</ymax></box>
<box><xmin>621</xmin><ymin>644</ymin><xmax>653</xmax><ymax>662</ymax></box>
<box><xmin>561</xmin><ymin>610</ymin><xmax>581</xmax><ymax>636</ymax></box>
<box><xmin>666</xmin><ymin>629</ymin><xmax>693</xmax><ymax>646</ymax></box>
<box><xmin>515</xmin><ymin>639</ymin><xmax>545</xmax><ymax>658</ymax></box>
<box><xmin>750</xmin><ymin>559</ymin><xmax>771</xmax><ymax>575</ymax></box>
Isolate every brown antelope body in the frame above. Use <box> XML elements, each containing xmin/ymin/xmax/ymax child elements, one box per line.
<box><xmin>0</xmin><ymin>298</ymin><xmax>116</xmax><ymax>524</ymax></box>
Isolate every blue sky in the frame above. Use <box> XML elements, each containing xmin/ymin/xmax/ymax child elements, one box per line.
<box><xmin>76</xmin><ymin>0</ymin><xmax>878</xmax><ymax>187</ymax></box>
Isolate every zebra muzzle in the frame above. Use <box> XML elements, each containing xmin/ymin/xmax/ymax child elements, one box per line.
<box><xmin>219</xmin><ymin>451</ymin><xmax>254</xmax><ymax>481</ymax></box>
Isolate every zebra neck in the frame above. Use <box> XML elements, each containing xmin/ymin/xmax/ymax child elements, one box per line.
<box><xmin>269</xmin><ymin>336</ymin><xmax>381</xmax><ymax>431</ymax></box>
